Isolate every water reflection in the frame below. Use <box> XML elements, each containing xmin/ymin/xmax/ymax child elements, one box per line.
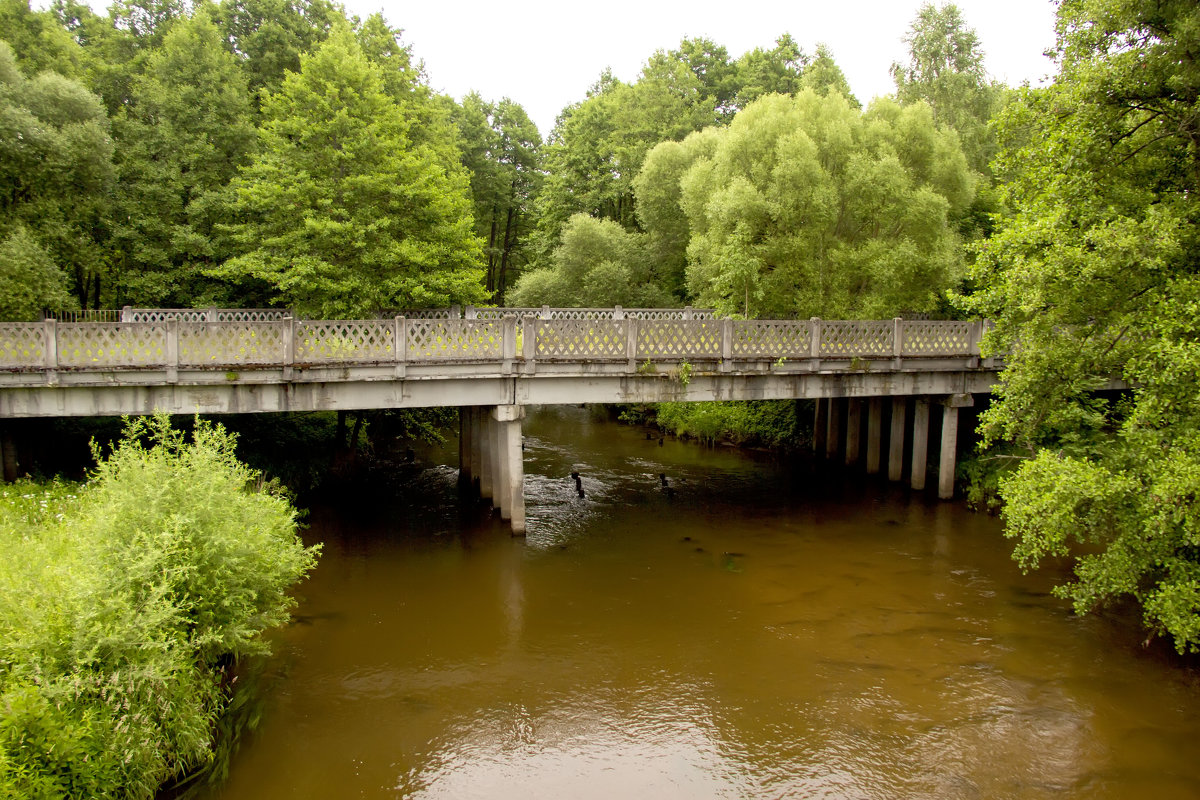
<box><xmin>204</xmin><ymin>406</ymin><xmax>1200</xmax><ymax>800</ymax></box>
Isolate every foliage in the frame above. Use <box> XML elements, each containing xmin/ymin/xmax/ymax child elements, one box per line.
<box><xmin>0</xmin><ymin>415</ymin><xmax>318</xmax><ymax>798</ymax></box>
<box><xmin>657</xmin><ymin>90</ymin><xmax>972</xmax><ymax>318</ymax></box>
<box><xmin>652</xmin><ymin>400</ymin><xmax>802</xmax><ymax>448</ymax></box>
<box><xmin>110</xmin><ymin>6</ymin><xmax>259</xmax><ymax>306</ymax></box>
<box><xmin>453</xmin><ymin>92</ymin><xmax>543</xmax><ymax>302</ymax></box>
<box><xmin>968</xmin><ymin>0</ymin><xmax>1200</xmax><ymax>651</ymax></box>
<box><xmin>891</xmin><ymin>2</ymin><xmax>1002</xmax><ymax>175</ymax></box>
<box><xmin>507</xmin><ymin>214</ymin><xmax>675</xmax><ymax>308</ymax></box>
<box><xmin>0</xmin><ymin>39</ymin><xmax>112</xmax><ymax>309</ymax></box>
<box><xmin>220</xmin><ymin>25</ymin><xmax>486</xmax><ymax>318</ymax></box>
<box><xmin>0</xmin><ymin>225</ymin><xmax>76</xmax><ymax>320</ymax></box>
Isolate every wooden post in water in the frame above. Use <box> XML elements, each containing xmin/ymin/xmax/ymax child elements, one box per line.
<box><xmin>911</xmin><ymin>397</ymin><xmax>930</xmax><ymax>491</ymax></box>
<box><xmin>845</xmin><ymin>399</ymin><xmax>862</xmax><ymax>467</ymax></box>
<box><xmin>939</xmin><ymin>394</ymin><xmax>974</xmax><ymax>499</ymax></box>
<box><xmin>888</xmin><ymin>397</ymin><xmax>906</xmax><ymax>482</ymax></box>
<box><xmin>866</xmin><ymin>398</ymin><xmax>882</xmax><ymax>475</ymax></box>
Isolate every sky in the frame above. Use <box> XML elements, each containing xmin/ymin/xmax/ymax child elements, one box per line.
<box><xmin>340</xmin><ymin>0</ymin><xmax>1062</xmax><ymax>137</ymax></box>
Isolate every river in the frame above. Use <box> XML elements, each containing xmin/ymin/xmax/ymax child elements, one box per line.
<box><xmin>203</xmin><ymin>405</ymin><xmax>1200</xmax><ymax>799</ymax></box>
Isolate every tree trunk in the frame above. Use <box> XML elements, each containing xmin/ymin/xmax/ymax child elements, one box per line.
<box><xmin>497</xmin><ymin>201</ymin><xmax>517</xmax><ymax>302</ymax></box>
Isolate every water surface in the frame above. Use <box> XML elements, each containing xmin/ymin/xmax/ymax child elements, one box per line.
<box><xmin>204</xmin><ymin>406</ymin><xmax>1200</xmax><ymax>799</ymax></box>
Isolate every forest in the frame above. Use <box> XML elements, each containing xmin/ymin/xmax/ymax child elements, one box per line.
<box><xmin>2</xmin><ymin>0</ymin><xmax>1200</xmax><ymax>792</ymax></box>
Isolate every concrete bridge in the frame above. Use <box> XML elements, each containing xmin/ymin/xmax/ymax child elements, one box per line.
<box><xmin>0</xmin><ymin>309</ymin><xmax>1002</xmax><ymax>532</ymax></box>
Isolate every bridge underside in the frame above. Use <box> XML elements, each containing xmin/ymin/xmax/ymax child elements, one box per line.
<box><xmin>0</xmin><ymin>366</ymin><xmax>999</xmax><ymax>418</ymax></box>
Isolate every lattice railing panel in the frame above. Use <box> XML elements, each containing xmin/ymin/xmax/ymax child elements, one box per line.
<box><xmin>294</xmin><ymin>321</ymin><xmax>393</xmax><ymax>362</ymax></box>
<box><xmin>131</xmin><ymin>309</ymin><xmax>209</xmax><ymax>323</ymax></box>
<box><xmin>0</xmin><ymin>324</ymin><xmax>46</xmax><ymax>366</ymax></box>
<box><xmin>535</xmin><ymin>320</ymin><xmax>625</xmax><ymax>358</ymax></box>
<box><xmin>179</xmin><ymin>322</ymin><xmax>287</xmax><ymax>365</ymax></box>
<box><xmin>819</xmin><ymin>321</ymin><xmax>893</xmax><ymax>357</ymax></box>
<box><xmin>637</xmin><ymin>320</ymin><xmax>722</xmax><ymax>358</ymax></box>
<box><xmin>732</xmin><ymin>321</ymin><xmax>812</xmax><ymax>358</ymax></box>
<box><xmin>902</xmin><ymin>321</ymin><xmax>973</xmax><ymax>356</ymax></box>
<box><xmin>400</xmin><ymin>308</ymin><xmax>457</xmax><ymax>320</ymax></box>
<box><xmin>58</xmin><ymin>323</ymin><xmax>167</xmax><ymax>367</ymax></box>
<box><xmin>474</xmin><ymin>307</ymin><xmax>537</xmax><ymax>320</ymax></box>
<box><xmin>216</xmin><ymin>309</ymin><xmax>290</xmax><ymax>322</ymax></box>
<box><xmin>406</xmin><ymin>320</ymin><xmax>501</xmax><ymax>359</ymax></box>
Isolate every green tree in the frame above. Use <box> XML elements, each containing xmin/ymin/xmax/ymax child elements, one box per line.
<box><xmin>216</xmin><ymin>0</ymin><xmax>339</xmax><ymax>102</ymax></box>
<box><xmin>967</xmin><ymin>0</ymin><xmax>1200</xmax><ymax>651</ymax></box>
<box><xmin>454</xmin><ymin>92</ymin><xmax>543</xmax><ymax>302</ymax></box>
<box><xmin>221</xmin><ymin>26</ymin><xmax>485</xmax><ymax>317</ymax></box>
<box><xmin>0</xmin><ymin>41</ymin><xmax>112</xmax><ymax>309</ymax></box>
<box><xmin>672</xmin><ymin>90</ymin><xmax>972</xmax><ymax>318</ymax></box>
<box><xmin>0</xmin><ymin>225</ymin><xmax>76</xmax><ymax>320</ymax></box>
<box><xmin>799</xmin><ymin>43</ymin><xmax>859</xmax><ymax>108</ymax></box>
<box><xmin>110</xmin><ymin>6</ymin><xmax>258</xmax><ymax>306</ymax></box>
<box><xmin>891</xmin><ymin>3</ymin><xmax>1001</xmax><ymax>175</ymax></box>
<box><xmin>0</xmin><ymin>0</ymin><xmax>83</xmax><ymax>77</ymax></box>
<box><xmin>508</xmin><ymin>213</ymin><xmax>674</xmax><ymax>308</ymax></box>
<box><xmin>731</xmin><ymin>33</ymin><xmax>805</xmax><ymax>108</ymax></box>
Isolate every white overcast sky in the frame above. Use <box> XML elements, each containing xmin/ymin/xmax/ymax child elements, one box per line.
<box><xmin>341</xmin><ymin>0</ymin><xmax>1062</xmax><ymax>137</ymax></box>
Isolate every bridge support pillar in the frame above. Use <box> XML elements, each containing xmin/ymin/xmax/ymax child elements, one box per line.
<box><xmin>939</xmin><ymin>394</ymin><xmax>974</xmax><ymax>499</ymax></box>
<box><xmin>866</xmin><ymin>398</ymin><xmax>882</xmax><ymax>475</ymax></box>
<box><xmin>911</xmin><ymin>397</ymin><xmax>930</xmax><ymax>491</ymax></box>
<box><xmin>844</xmin><ymin>399</ymin><xmax>861</xmax><ymax>466</ymax></box>
<box><xmin>458</xmin><ymin>407</ymin><xmax>474</xmax><ymax>488</ymax></box>
<box><xmin>479</xmin><ymin>408</ymin><xmax>494</xmax><ymax>501</ymax></box>
<box><xmin>492</xmin><ymin>404</ymin><xmax>526</xmax><ymax>535</ymax></box>
<box><xmin>813</xmin><ymin>399</ymin><xmax>827</xmax><ymax>455</ymax></box>
<box><xmin>825</xmin><ymin>398</ymin><xmax>841</xmax><ymax>460</ymax></box>
<box><xmin>0</xmin><ymin>422</ymin><xmax>16</xmax><ymax>483</ymax></box>
<box><xmin>889</xmin><ymin>397</ymin><xmax>906</xmax><ymax>482</ymax></box>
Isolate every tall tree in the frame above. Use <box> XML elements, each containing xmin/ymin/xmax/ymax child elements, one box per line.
<box><xmin>799</xmin><ymin>43</ymin><xmax>859</xmax><ymax>108</ymax></box>
<box><xmin>891</xmin><ymin>3</ymin><xmax>1001</xmax><ymax>174</ymax></box>
<box><xmin>220</xmin><ymin>26</ymin><xmax>485</xmax><ymax>317</ymax></box>
<box><xmin>731</xmin><ymin>33</ymin><xmax>806</xmax><ymax>108</ymax></box>
<box><xmin>967</xmin><ymin>0</ymin><xmax>1200</xmax><ymax>652</ymax></box>
<box><xmin>675</xmin><ymin>91</ymin><xmax>973</xmax><ymax>318</ymax></box>
<box><xmin>0</xmin><ymin>40</ymin><xmax>112</xmax><ymax>310</ymax></box>
<box><xmin>110</xmin><ymin>6</ymin><xmax>258</xmax><ymax>306</ymax></box>
<box><xmin>215</xmin><ymin>0</ymin><xmax>338</xmax><ymax>102</ymax></box>
<box><xmin>454</xmin><ymin>92</ymin><xmax>542</xmax><ymax>302</ymax></box>
<box><xmin>0</xmin><ymin>0</ymin><xmax>83</xmax><ymax>77</ymax></box>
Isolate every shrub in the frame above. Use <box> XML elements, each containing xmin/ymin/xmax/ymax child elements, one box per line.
<box><xmin>0</xmin><ymin>416</ymin><xmax>319</xmax><ymax>798</ymax></box>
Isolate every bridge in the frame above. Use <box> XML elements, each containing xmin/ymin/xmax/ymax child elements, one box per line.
<box><xmin>0</xmin><ymin>308</ymin><xmax>1003</xmax><ymax>533</ymax></box>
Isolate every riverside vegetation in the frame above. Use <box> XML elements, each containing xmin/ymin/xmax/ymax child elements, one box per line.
<box><xmin>0</xmin><ymin>416</ymin><xmax>319</xmax><ymax>798</ymax></box>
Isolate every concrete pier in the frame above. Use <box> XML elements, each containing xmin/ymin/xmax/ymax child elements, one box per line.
<box><xmin>889</xmin><ymin>397</ymin><xmax>906</xmax><ymax>482</ymax></box>
<box><xmin>866</xmin><ymin>398</ymin><xmax>882</xmax><ymax>475</ymax></box>
<box><xmin>911</xmin><ymin>397</ymin><xmax>931</xmax><ymax>491</ymax></box>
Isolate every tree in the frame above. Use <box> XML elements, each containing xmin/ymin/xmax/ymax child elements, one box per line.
<box><xmin>731</xmin><ymin>33</ymin><xmax>805</xmax><ymax>108</ymax></box>
<box><xmin>799</xmin><ymin>44</ymin><xmax>859</xmax><ymax>108</ymax></box>
<box><xmin>0</xmin><ymin>40</ymin><xmax>112</xmax><ymax>309</ymax></box>
<box><xmin>109</xmin><ymin>6</ymin><xmax>258</xmax><ymax>306</ymax></box>
<box><xmin>967</xmin><ymin>0</ymin><xmax>1200</xmax><ymax>651</ymax></box>
<box><xmin>891</xmin><ymin>3</ymin><xmax>1001</xmax><ymax>175</ymax></box>
<box><xmin>507</xmin><ymin>214</ymin><xmax>674</xmax><ymax>308</ymax></box>
<box><xmin>221</xmin><ymin>26</ymin><xmax>485</xmax><ymax>318</ymax></box>
<box><xmin>454</xmin><ymin>92</ymin><xmax>543</xmax><ymax>302</ymax></box>
<box><xmin>215</xmin><ymin>0</ymin><xmax>339</xmax><ymax>102</ymax></box>
<box><xmin>0</xmin><ymin>0</ymin><xmax>84</xmax><ymax>77</ymax></box>
<box><xmin>0</xmin><ymin>225</ymin><xmax>76</xmax><ymax>320</ymax></box>
<box><xmin>669</xmin><ymin>90</ymin><xmax>972</xmax><ymax>318</ymax></box>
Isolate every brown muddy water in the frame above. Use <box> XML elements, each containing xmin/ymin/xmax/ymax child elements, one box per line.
<box><xmin>202</xmin><ymin>405</ymin><xmax>1200</xmax><ymax>799</ymax></box>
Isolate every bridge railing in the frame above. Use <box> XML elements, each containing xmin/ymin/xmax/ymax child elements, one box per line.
<box><xmin>0</xmin><ymin>317</ymin><xmax>988</xmax><ymax>371</ymax></box>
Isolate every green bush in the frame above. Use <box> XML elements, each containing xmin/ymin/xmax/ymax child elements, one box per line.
<box><xmin>652</xmin><ymin>400</ymin><xmax>803</xmax><ymax>448</ymax></box>
<box><xmin>0</xmin><ymin>416</ymin><xmax>320</xmax><ymax>799</ymax></box>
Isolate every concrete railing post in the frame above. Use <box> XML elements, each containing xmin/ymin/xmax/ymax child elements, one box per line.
<box><xmin>393</xmin><ymin>316</ymin><xmax>406</xmax><ymax>378</ymax></box>
<box><xmin>893</xmin><ymin>317</ymin><xmax>904</xmax><ymax>368</ymax></box>
<box><xmin>281</xmin><ymin>316</ymin><xmax>295</xmax><ymax>380</ymax></box>
<box><xmin>166</xmin><ymin>318</ymin><xmax>179</xmax><ymax>383</ymax></box>
<box><xmin>626</xmin><ymin>317</ymin><xmax>640</xmax><ymax>371</ymax></box>
<box><xmin>42</xmin><ymin>318</ymin><xmax>57</xmax><ymax>384</ymax></box>
<box><xmin>613</xmin><ymin>305</ymin><xmax>625</xmax><ymax>321</ymax></box>
<box><xmin>521</xmin><ymin>315</ymin><xmax>537</xmax><ymax>374</ymax></box>
<box><xmin>501</xmin><ymin>315</ymin><xmax>516</xmax><ymax>373</ymax></box>
<box><xmin>684</xmin><ymin>306</ymin><xmax>694</xmax><ymax>321</ymax></box>
<box><xmin>540</xmin><ymin>305</ymin><xmax>551</xmax><ymax>321</ymax></box>
<box><xmin>464</xmin><ymin>305</ymin><xmax>477</xmax><ymax>320</ymax></box>
<box><xmin>720</xmin><ymin>317</ymin><xmax>733</xmax><ymax>372</ymax></box>
<box><xmin>810</xmin><ymin>317</ymin><xmax>822</xmax><ymax>366</ymax></box>
<box><xmin>450</xmin><ymin>305</ymin><xmax>461</xmax><ymax>320</ymax></box>
<box><xmin>207</xmin><ymin>306</ymin><xmax>217</xmax><ymax>323</ymax></box>
<box><xmin>121</xmin><ymin>305</ymin><xmax>133</xmax><ymax>322</ymax></box>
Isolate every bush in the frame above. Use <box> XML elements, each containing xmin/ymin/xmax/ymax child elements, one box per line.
<box><xmin>0</xmin><ymin>416</ymin><xmax>319</xmax><ymax>799</ymax></box>
<box><xmin>652</xmin><ymin>400</ymin><xmax>803</xmax><ymax>448</ymax></box>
